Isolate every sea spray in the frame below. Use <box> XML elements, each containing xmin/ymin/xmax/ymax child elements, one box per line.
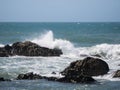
<box><xmin>30</xmin><ymin>31</ymin><xmax>120</xmax><ymax>80</ymax></box>
<box><xmin>77</xmin><ymin>44</ymin><xmax>120</xmax><ymax>60</ymax></box>
<box><xmin>30</xmin><ymin>30</ymin><xmax>120</xmax><ymax>60</ymax></box>
<box><xmin>31</xmin><ymin>30</ymin><xmax>79</xmax><ymax>58</ymax></box>
<box><xmin>0</xmin><ymin>44</ymin><xmax>4</xmax><ymax>47</ymax></box>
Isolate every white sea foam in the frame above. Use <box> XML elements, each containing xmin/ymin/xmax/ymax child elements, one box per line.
<box><xmin>1</xmin><ymin>30</ymin><xmax>120</xmax><ymax>81</ymax></box>
<box><xmin>31</xmin><ymin>30</ymin><xmax>120</xmax><ymax>60</ymax></box>
<box><xmin>31</xmin><ymin>30</ymin><xmax>79</xmax><ymax>58</ymax></box>
<box><xmin>30</xmin><ymin>30</ymin><xmax>120</xmax><ymax>80</ymax></box>
<box><xmin>0</xmin><ymin>44</ymin><xmax>4</xmax><ymax>47</ymax></box>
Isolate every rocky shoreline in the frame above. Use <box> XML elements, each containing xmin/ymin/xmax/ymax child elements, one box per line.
<box><xmin>2</xmin><ymin>57</ymin><xmax>119</xmax><ymax>84</ymax></box>
<box><xmin>0</xmin><ymin>41</ymin><xmax>120</xmax><ymax>83</ymax></box>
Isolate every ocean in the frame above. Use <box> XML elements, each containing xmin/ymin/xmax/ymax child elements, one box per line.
<box><xmin>0</xmin><ymin>22</ymin><xmax>120</xmax><ymax>90</ymax></box>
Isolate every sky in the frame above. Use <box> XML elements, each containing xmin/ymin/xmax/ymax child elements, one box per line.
<box><xmin>0</xmin><ymin>0</ymin><xmax>120</xmax><ymax>22</ymax></box>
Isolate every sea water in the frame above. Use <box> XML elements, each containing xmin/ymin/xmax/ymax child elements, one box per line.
<box><xmin>0</xmin><ymin>22</ymin><xmax>120</xmax><ymax>90</ymax></box>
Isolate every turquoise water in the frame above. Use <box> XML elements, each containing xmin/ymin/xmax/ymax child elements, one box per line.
<box><xmin>0</xmin><ymin>22</ymin><xmax>120</xmax><ymax>46</ymax></box>
<box><xmin>0</xmin><ymin>22</ymin><xmax>120</xmax><ymax>90</ymax></box>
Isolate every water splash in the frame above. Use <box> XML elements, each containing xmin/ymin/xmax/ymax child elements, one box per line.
<box><xmin>1</xmin><ymin>30</ymin><xmax>120</xmax><ymax>81</ymax></box>
<box><xmin>31</xmin><ymin>30</ymin><xmax>78</xmax><ymax>58</ymax></box>
<box><xmin>31</xmin><ymin>30</ymin><xmax>120</xmax><ymax>60</ymax></box>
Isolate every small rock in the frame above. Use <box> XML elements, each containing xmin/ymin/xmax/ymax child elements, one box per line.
<box><xmin>51</xmin><ymin>72</ymin><xmax>56</xmax><ymax>74</ymax></box>
<box><xmin>0</xmin><ymin>77</ymin><xmax>11</xmax><ymax>81</ymax></box>
<box><xmin>113</xmin><ymin>70</ymin><xmax>120</xmax><ymax>78</ymax></box>
<box><xmin>17</xmin><ymin>72</ymin><xmax>43</xmax><ymax>80</ymax></box>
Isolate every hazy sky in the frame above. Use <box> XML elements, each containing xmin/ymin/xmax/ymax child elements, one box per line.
<box><xmin>0</xmin><ymin>0</ymin><xmax>120</xmax><ymax>22</ymax></box>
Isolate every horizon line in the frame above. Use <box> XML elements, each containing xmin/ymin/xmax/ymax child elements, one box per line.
<box><xmin>0</xmin><ymin>21</ymin><xmax>120</xmax><ymax>23</ymax></box>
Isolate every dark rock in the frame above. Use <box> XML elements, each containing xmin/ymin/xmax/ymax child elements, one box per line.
<box><xmin>61</xmin><ymin>57</ymin><xmax>109</xmax><ymax>77</ymax></box>
<box><xmin>0</xmin><ymin>48</ymin><xmax>8</xmax><ymax>57</ymax></box>
<box><xmin>11</xmin><ymin>41</ymin><xmax>62</xmax><ymax>56</ymax></box>
<box><xmin>43</xmin><ymin>76</ymin><xmax>58</xmax><ymax>81</ymax></box>
<box><xmin>113</xmin><ymin>70</ymin><xmax>120</xmax><ymax>78</ymax></box>
<box><xmin>0</xmin><ymin>77</ymin><xmax>5</xmax><ymax>81</ymax></box>
<box><xmin>43</xmin><ymin>76</ymin><xmax>95</xmax><ymax>83</ymax></box>
<box><xmin>0</xmin><ymin>77</ymin><xmax>11</xmax><ymax>81</ymax></box>
<box><xmin>58</xmin><ymin>57</ymin><xmax>109</xmax><ymax>83</ymax></box>
<box><xmin>17</xmin><ymin>72</ymin><xmax>43</xmax><ymax>80</ymax></box>
<box><xmin>51</xmin><ymin>72</ymin><xmax>56</xmax><ymax>74</ymax></box>
<box><xmin>57</xmin><ymin>76</ymin><xmax>95</xmax><ymax>83</ymax></box>
<box><xmin>16</xmin><ymin>72</ymin><xmax>95</xmax><ymax>83</ymax></box>
<box><xmin>0</xmin><ymin>41</ymin><xmax>63</xmax><ymax>57</ymax></box>
<box><xmin>91</xmin><ymin>54</ymin><xmax>102</xmax><ymax>58</ymax></box>
<box><xmin>4</xmin><ymin>44</ymin><xmax>12</xmax><ymax>55</ymax></box>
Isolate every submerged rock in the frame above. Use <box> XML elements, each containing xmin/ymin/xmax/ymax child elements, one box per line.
<box><xmin>113</xmin><ymin>70</ymin><xmax>120</xmax><ymax>78</ymax></box>
<box><xmin>51</xmin><ymin>72</ymin><xmax>56</xmax><ymax>75</ymax></box>
<box><xmin>16</xmin><ymin>72</ymin><xmax>95</xmax><ymax>83</ymax></box>
<box><xmin>17</xmin><ymin>72</ymin><xmax>43</xmax><ymax>80</ymax></box>
<box><xmin>61</xmin><ymin>57</ymin><xmax>109</xmax><ymax>77</ymax></box>
<box><xmin>0</xmin><ymin>77</ymin><xmax>11</xmax><ymax>81</ymax></box>
<box><xmin>57</xmin><ymin>76</ymin><xmax>95</xmax><ymax>83</ymax></box>
<box><xmin>0</xmin><ymin>77</ymin><xmax>5</xmax><ymax>81</ymax></box>
<box><xmin>43</xmin><ymin>76</ymin><xmax>95</xmax><ymax>83</ymax></box>
<box><xmin>91</xmin><ymin>54</ymin><xmax>102</xmax><ymax>58</ymax></box>
<box><xmin>0</xmin><ymin>41</ymin><xmax>63</xmax><ymax>57</ymax></box>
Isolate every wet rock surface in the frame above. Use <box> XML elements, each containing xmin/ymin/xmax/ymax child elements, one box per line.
<box><xmin>0</xmin><ymin>48</ymin><xmax>9</xmax><ymax>57</ymax></box>
<box><xmin>0</xmin><ymin>41</ymin><xmax>63</xmax><ymax>57</ymax></box>
<box><xmin>61</xmin><ymin>57</ymin><xmax>109</xmax><ymax>77</ymax></box>
<box><xmin>0</xmin><ymin>56</ymin><xmax>109</xmax><ymax>83</ymax></box>
<box><xmin>113</xmin><ymin>70</ymin><xmax>120</xmax><ymax>78</ymax></box>
<box><xmin>16</xmin><ymin>72</ymin><xmax>43</xmax><ymax>80</ymax></box>
<box><xmin>16</xmin><ymin>72</ymin><xmax>95</xmax><ymax>83</ymax></box>
<box><xmin>0</xmin><ymin>77</ymin><xmax>11</xmax><ymax>81</ymax></box>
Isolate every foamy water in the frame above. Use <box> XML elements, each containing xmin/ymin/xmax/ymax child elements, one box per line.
<box><xmin>0</xmin><ymin>31</ymin><xmax>120</xmax><ymax>80</ymax></box>
<box><xmin>0</xmin><ymin>44</ymin><xmax>4</xmax><ymax>47</ymax></box>
<box><xmin>1</xmin><ymin>31</ymin><xmax>119</xmax><ymax>81</ymax></box>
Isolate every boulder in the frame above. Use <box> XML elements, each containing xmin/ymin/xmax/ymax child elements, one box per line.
<box><xmin>16</xmin><ymin>72</ymin><xmax>43</xmax><ymax>80</ymax></box>
<box><xmin>61</xmin><ymin>57</ymin><xmax>109</xmax><ymax>77</ymax></box>
<box><xmin>11</xmin><ymin>41</ymin><xmax>62</xmax><ymax>56</ymax></box>
<box><xmin>113</xmin><ymin>70</ymin><xmax>120</xmax><ymax>78</ymax></box>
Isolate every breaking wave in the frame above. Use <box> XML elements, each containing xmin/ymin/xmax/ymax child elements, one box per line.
<box><xmin>30</xmin><ymin>30</ymin><xmax>120</xmax><ymax>60</ymax></box>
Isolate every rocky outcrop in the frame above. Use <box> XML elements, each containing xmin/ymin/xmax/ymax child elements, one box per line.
<box><xmin>17</xmin><ymin>57</ymin><xmax>109</xmax><ymax>83</ymax></box>
<box><xmin>0</xmin><ymin>41</ymin><xmax>63</xmax><ymax>57</ymax></box>
<box><xmin>16</xmin><ymin>72</ymin><xmax>95</xmax><ymax>83</ymax></box>
<box><xmin>113</xmin><ymin>70</ymin><xmax>120</xmax><ymax>78</ymax></box>
<box><xmin>61</xmin><ymin>57</ymin><xmax>109</xmax><ymax>77</ymax></box>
